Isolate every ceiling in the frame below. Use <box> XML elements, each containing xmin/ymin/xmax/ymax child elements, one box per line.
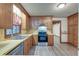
<box><xmin>21</xmin><ymin>3</ymin><xmax>78</xmax><ymax>17</ymax></box>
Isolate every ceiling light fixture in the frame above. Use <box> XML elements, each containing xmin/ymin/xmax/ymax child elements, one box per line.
<box><xmin>57</xmin><ymin>3</ymin><xmax>66</xmax><ymax>8</ymax></box>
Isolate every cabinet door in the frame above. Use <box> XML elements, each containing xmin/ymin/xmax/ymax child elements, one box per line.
<box><xmin>24</xmin><ymin>36</ymin><xmax>33</xmax><ymax>55</ymax></box>
<box><xmin>0</xmin><ymin>4</ymin><xmax>13</xmax><ymax>28</ymax></box>
<box><xmin>68</xmin><ymin>16</ymin><xmax>74</xmax><ymax>26</ymax></box>
<box><xmin>48</xmin><ymin>35</ymin><xmax>54</xmax><ymax>46</ymax></box>
<box><xmin>74</xmin><ymin>34</ymin><xmax>78</xmax><ymax>47</ymax></box>
<box><xmin>32</xmin><ymin>35</ymin><xmax>38</xmax><ymax>46</ymax></box>
<box><xmin>68</xmin><ymin>13</ymin><xmax>78</xmax><ymax>47</ymax></box>
<box><xmin>68</xmin><ymin>34</ymin><xmax>74</xmax><ymax>44</ymax></box>
<box><xmin>73</xmin><ymin>14</ymin><xmax>78</xmax><ymax>25</ymax></box>
<box><xmin>68</xmin><ymin>26</ymin><xmax>74</xmax><ymax>34</ymax></box>
<box><xmin>29</xmin><ymin>36</ymin><xmax>33</xmax><ymax>48</ymax></box>
<box><xmin>73</xmin><ymin>25</ymin><xmax>78</xmax><ymax>47</ymax></box>
<box><xmin>24</xmin><ymin>39</ymin><xmax>30</xmax><ymax>55</ymax></box>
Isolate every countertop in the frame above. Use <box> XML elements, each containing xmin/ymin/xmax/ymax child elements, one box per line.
<box><xmin>0</xmin><ymin>30</ymin><xmax>53</xmax><ymax>55</ymax></box>
<box><xmin>0</xmin><ymin>34</ymin><xmax>32</xmax><ymax>55</ymax></box>
<box><xmin>0</xmin><ymin>40</ymin><xmax>22</xmax><ymax>55</ymax></box>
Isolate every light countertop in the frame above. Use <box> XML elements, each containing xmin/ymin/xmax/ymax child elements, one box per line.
<box><xmin>0</xmin><ymin>40</ymin><xmax>22</xmax><ymax>55</ymax></box>
<box><xmin>0</xmin><ymin>30</ymin><xmax>53</xmax><ymax>55</ymax></box>
<box><xmin>0</xmin><ymin>34</ymin><xmax>32</xmax><ymax>55</ymax></box>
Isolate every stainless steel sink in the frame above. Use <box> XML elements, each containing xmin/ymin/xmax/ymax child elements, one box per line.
<box><xmin>12</xmin><ymin>35</ymin><xmax>27</xmax><ymax>40</ymax></box>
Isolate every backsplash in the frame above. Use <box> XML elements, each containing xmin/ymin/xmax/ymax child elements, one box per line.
<box><xmin>0</xmin><ymin>29</ymin><xmax>5</xmax><ymax>40</ymax></box>
<box><xmin>30</xmin><ymin>17</ymin><xmax>53</xmax><ymax>32</ymax></box>
<box><xmin>0</xmin><ymin>29</ymin><xmax>11</xmax><ymax>40</ymax></box>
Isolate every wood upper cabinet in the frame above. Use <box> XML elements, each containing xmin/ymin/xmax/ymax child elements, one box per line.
<box><xmin>0</xmin><ymin>3</ymin><xmax>30</xmax><ymax>29</ymax></box>
<box><xmin>68</xmin><ymin>15</ymin><xmax>74</xmax><ymax>26</ymax></box>
<box><xmin>0</xmin><ymin>4</ymin><xmax>13</xmax><ymax>28</ymax></box>
<box><xmin>73</xmin><ymin>14</ymin><xmax>78</xmax><ymax>47</ymax></box>
<box><xmin>73</xmin><ymin>14</ymin><xmax>78</xmax><ymax>25</ymax></box>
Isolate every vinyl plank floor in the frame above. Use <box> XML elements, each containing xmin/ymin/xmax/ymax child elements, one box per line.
<box><xmin>29</xmin><ymin>43</ymin><xmax>78</xmax><ymax>56</ymax></box>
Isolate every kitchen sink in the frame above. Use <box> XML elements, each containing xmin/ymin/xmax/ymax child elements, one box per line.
<box><xmin>12</xmin><ymin>35</ymin><xmax>27</xmax><ymax>40</ymax></box>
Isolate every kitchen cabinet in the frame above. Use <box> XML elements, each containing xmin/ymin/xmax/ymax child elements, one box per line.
<box><xmin>8</xmin><ymin>43</ymin><xmax>24</xmax><ymax>55</ymax></box>
<box><xmin>48</xmin><ymin>35</ymin><xmax>54</xmax><ymax>46</ymax></box>
<box><xmin>29</xmin><ymin>36</ymin><xmax>33</xmax><ymax>49</ymax></box>
<box><xmin>32</xmin><ymin>35</ymin><xmax>38</xmax><ymax>46</ymax></box>
<box><xmin>24</xmin><ymin>36</ymin><xmax>32</xmax><ymax>55</ymax></box>
<box><xmin>24</xmin><ymin>39</ymin><xmax>29</xmax><ymax>55</ymax></box>
<box><xmin>0</xmin><ymin>3</ymin><xmax>30</xmax><ymax>32</ymax></box>
<box><xmin>0</xmin><ymin>4</ymin><xmax>21</xmax><ymax>28</ymax></box>
<box><xmin>0</xmin><ymin>4</ymin><xmax>13</xmax><ymax>28</ymax></box>
<box><xmin>68</xmin><ymin>13</ymin><xmax>78</xmax><ymax>47</ymax></box>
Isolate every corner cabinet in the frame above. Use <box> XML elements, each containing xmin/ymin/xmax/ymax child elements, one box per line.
<box><xmin>0</xmin><ymin>4</ymin><xmax>13</xmax><ymax>28</ymax></box>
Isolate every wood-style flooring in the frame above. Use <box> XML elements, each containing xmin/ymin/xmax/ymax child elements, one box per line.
<box><xmin>29</xmin><ymin>43</ymin><xmax>78</xmax><ymax>56</ymax></box>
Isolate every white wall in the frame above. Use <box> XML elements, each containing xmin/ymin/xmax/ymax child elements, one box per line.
<box><xmin>31</xmin><ymin>17</ymin><xmax>42</xmax><ymax>29</ymax></box>
<box><xmin>53</xmin><ymin>23</ymin><xmax>60</xmax><ymax>44</ymax></box>
<box><xmin>53</xmin><ymin>23</ymin><xmax>60</xmax><ymax>36</ymax></box>
<box><xmin>52</xmin><ymin>17</ymin><xmax>68</xmax><ymax>42</ymax></box>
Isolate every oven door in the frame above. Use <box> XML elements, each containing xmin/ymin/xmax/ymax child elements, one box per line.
<box><xmin>38</xmin><ymin>32</ymin><xmax>47</xmax><ymax>42</ymax></box>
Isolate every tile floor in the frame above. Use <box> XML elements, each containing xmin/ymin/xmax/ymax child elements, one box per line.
<box><xmin>29</xmin><ymin>42</ymin><xmax>78</xmax><ymax>56</ymax></box>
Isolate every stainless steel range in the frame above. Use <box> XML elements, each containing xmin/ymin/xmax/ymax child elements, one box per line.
<box><xmin>38</xmin><ymin>25</ymin><xmax>48</xmax><ymax>42</ymax></box>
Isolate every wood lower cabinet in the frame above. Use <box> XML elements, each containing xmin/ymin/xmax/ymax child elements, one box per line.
<box><xmin>32</xmin><ymin>35</ymin><xmax>38</xmax><ymax>46</ymax></box>
<box><xmin>68</xmin><ymin>13</ymin><xmax>78</xmax><ymax>47</ymax></box>
<box><xmin>48</xmin><ymin>35</ymin><xmax>54</xmax><ymax>46</ymax></box>
<box><xmin>8</xmin><ymin>36</ymin><xmax>33</xmax><ymax>55</ymax></box>
<box><xmin>24</xmin><ymin>39</ymin><xmax>29</xmax><ymax>55</ymax></box>
<box><xmin>24</xmin><ymin>36</ymin><xmax>32</xmax><ymax>55</ymax></box>
<box><xmin>8</xmin><ymin>34</ymin><xmax>54</xmax><ymax>55</ymax></box>
<box><xmin>32</xmin><ymin>34</ymin><xmax>54</xmax><ymax>46</ymax></box>
<box><xmin>29</xmin><ymin>36</ymin><xmax>33</xmax><ymax>49</ymax></box>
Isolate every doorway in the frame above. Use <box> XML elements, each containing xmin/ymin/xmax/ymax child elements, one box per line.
<box><xmin>53</xmin><ymin>21</ymin><xmax>61</xmax><ymax>45</ymax></box>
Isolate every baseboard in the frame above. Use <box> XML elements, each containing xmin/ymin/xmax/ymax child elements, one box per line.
<box><xmin>61</xmin><ymin>42</ymin><xmax>78</xmax><ymax>48</ymax></box>
<box><xmin>67</xmin><ymin>42</ymin><xmax>78</xmax><ymax>48</ymax></box>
